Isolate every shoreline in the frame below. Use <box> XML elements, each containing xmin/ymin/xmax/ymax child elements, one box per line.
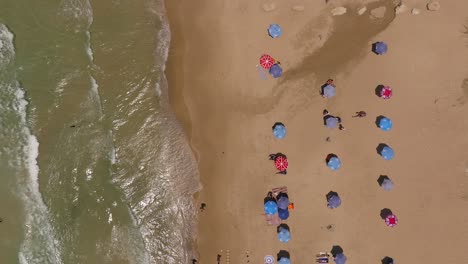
<box><xmin>164</xmin><ymin>0</ymin><xmax>468</xmax><ymax>263</ymax></box>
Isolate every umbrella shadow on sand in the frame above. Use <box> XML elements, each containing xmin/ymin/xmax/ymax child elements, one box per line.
<box><xmin>277</xmin><ymin>223</ymin><xmax>290</xmax><ymax>233</ymax></box>
<box><xmin>272</xmin><ymin>122</ymin><xmax>285</xmax><ymax>130</ymax></box>
<box><xmin>375</xmin><ymin>115</ymin><xmax>386</xmax><ymax>128</ymax></box>
<box><xmin>375</xmin><ymin>85</ymin><xmax>385</xmax><ymax>97</ymax></box>
<box><xmin>277</xmin><ymin>250</ymin><xmax>290</xmax><ymax>260</ymax></box>
<box><xmin>380</xmin><ymin>208</ymin><xmax>393</xmax><ymax>219</ymax></box>
<box><xmin>381</xmin><ymin>256</ymin><xmax>394</xmax><ymax>264</ymax></box>
<box><xmin>326</xmin><ymin>191</ymin><xmax>339</xmax><ymax>201</ymax></box>
<box><xmin>264</xmin><ymin>195</ymin><xmax>276</xmax><ymax>204</ymax></box>
<box><xmin>325</xmin><ymin>153</ymin><xmax>338</xmax><ymax>163</ymax></box>
<box><xmin>376</xmin><ymin>143</ymin><xmax>389</xmax><ymax>155</ymax></box>
<box><xmin>377</xmin><ymin>175</ymin><xmax>390</xmax><ymax>186</ymax></box>
<box><xmin>330</xmin><ymin>245</ymin><xmax>344</xmax><ymax>257</ymax></box>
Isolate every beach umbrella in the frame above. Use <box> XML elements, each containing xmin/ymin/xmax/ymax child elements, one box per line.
<box><xmin>273</xmin><ymin>123</ymin><xmax>286</xmax><ymax>139</ymax></box>
<box><xmin>278</xmin><ymin>208</ymin><xmax>290</xmax><ymax>220</ymax></box>
<box><xmin>277</xmin><ymin>228</ymin><xmax>291</xmax><ymax>243</ymax></box>
<box><xmin>334</xmin><ymin>253</ymin><xmax>347</xmax><ymax>264</ymax></box>
<box><xmin>322</xmin><ymin>84</ymin><xmax>336</xmax><ymax>98</ymax></box>
<box><xmin>378</xmin><ymin>117</ymin><xmax>393</xmax><ymax>131</ymax></box>
<box><xmin>381</xmin><ymin>178</ymin><xmax>394</xmax><ymax>191</ymax></box>
<box><xmin>277</xmin><ymin>196</ymin><xmax>290</xmax><ymax>210</ymax></box>
<box><xmin>278</xmin><ymin>257</ymin><xmax>291</xmax><ymax>264</ymax></box>
<box><xmin>325</xmin><ymin>116</ymin><xmax>339</xmax><ymax>129</ymax></box>
<box><xmin>373</xmin><ymin>41</ymin><xmax>388</xmax><ymax>55</ymax></box>
<box><xmin>268</xmin><ymin>24</ymin><xmax>282</xmax><ymax>38</ymax></box>
<box><xmin>264</xmin><ymin>255</ymin><xmax>275</xmax><ymax>264</ymax></box>
<box><xmin>385</xmin><ymin>214</ymin><xmax>398</xmax><ymax>227</ymax></box>
<box><xmin>380</xmin><ymin>146</ymin><xmax>395</xmax><ymax>160</ymax></box>
<box><xmin>380</xmin><ymin>86</ymin><xmax>392</xmax><ymax>99</ymax></box>
<box><xmin>327</xmin><ymin>194</ymin><xmax>342</xmax><ymax>209</ymax></box>
<box><xmin>260</xmin><ymin>54</ymin><xmax>276</xmax><ymax>69</ymax></box>
<box><xmin>264</xmin><ymin>200</ymin><xmax>278</xmax><ymax>215</ymax></box>
<box><xmin>327</xmin><ymin>156</ymin><xmax>341</xmax><ymax>170</ymax></box>
<box><xmin>269</xmin><ymin>64</ymin><xmax>283</xmax><ymax>78</ymax></box>
<box><xmin>275</xmin><ymin>155</ymin><xmax>288</xmax><ymax>171</ymax></box>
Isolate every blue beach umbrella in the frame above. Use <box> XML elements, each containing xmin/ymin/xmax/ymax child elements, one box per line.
<box><xmin>380</xmin><ymin>146</ymin><xmax>395</xmax><ymax>160</ymax></box>
<box><xmin>379</xmin><ymin>117</ymin><xmax>393</xmax><ymax>131</ymax></box>
<box><xmin>277</xmin><ymin>228</ymin><xmax>291</xmax><ymax>243</ymax></box>
<box><xmin>278</xmin><ymin>208</ymin><xmax>290</xmax><ymax>220</ymax></box>
<box><xmin>277</xmin><ymin>196</ymin><xmax>290</xmax><ymax>210</ymax></box>
<box><xmin>269</xmin><ymin>64</ymin><xmax>283</xmax><ymax>78</ymax></box>
<box><xmin>334</xmin><ymin>253</ymin><xmax>347</xmax><ymax>264</ymax></box>
<box><xmin>268</xmin><ymin>24</ymin><xmax>282</xmax><ymax>38</ymax></box>
<box><xmin>273</xmin><ymin>123</ymin><xmax>287</xmax><ymax>139</ymax></box>
<box><xmin>325</xmin><ymin>116</ymin><xmax>339</xmax><ymax>129</ymax></box>
<box><xmin>327</xmin><ymin>156</ymin><xmax>341</xmax><ymax>170</ymax></box>
<box><xmin>327</xmin><ymin>194</ymin><xmax>342</xmax><ymax>209</ymax></box>
<box><xmin>264</xmin><ymin>200</ymin><xmax>278</xmax><ymax>215</ymax></box>
<box><xmin>322</xmin><ymin>84</ymin><xmax>336</xmax><ymax>98</ymax></box>
<box><xmin>373</xmin><ymin>42</ymin><xmax>388</xmax><ymax>55</ymax></box>
<box><xmin>278</xmin><ymin>257</ymin><xmax>291</xmax><ymax>264</ymax></box>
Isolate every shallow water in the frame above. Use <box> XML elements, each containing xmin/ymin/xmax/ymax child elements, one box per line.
<box><xmin>0</xmin><ymin>1</ymin><xmax>200</xmax><ymax>263</ymax></box>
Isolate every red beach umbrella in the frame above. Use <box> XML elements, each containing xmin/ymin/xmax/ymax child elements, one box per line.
<box><xmin>381</xmin><ymin>86</ymin><xmax>392</xmax><ymax>99</ymax></box>
<box><xmin>385</xmin><ymin>214</ymin><xmax>398</xmax><ymax>227</ymax></box>
<box><xmin>274</xmin><ymin>156</ymin><xmax>288</xmax><ymax>171</ymax></box>
<box><xmin>260</xmin><ymin>54</ymin><xmax>276</xmax><ymax>69</ymax></box>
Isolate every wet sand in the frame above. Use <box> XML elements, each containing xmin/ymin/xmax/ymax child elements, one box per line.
<box><xmin>166</xmin><ymin>0</ymin><xmax>468</xmax><ymax>263</ymax></box>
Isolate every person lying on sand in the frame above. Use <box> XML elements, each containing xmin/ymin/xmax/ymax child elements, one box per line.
<box><xmin>352</xmin><ymin>111</ymin><xmax>367</xmax><ymax>117</ymax></box>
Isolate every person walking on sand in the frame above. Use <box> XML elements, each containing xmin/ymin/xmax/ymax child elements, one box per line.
<box><xmin>352</xmin><ymin>111</ymin><xmax>367</xmax><ymax>118</ymax></box>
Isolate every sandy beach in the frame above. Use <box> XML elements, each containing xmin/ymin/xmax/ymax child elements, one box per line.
<box><xmin>166</xmin><ymin>0</ymin><xmax>468</xmax><ymax>263</ymax></box>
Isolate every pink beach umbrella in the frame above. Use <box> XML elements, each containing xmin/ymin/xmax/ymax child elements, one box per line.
<box><xmin>380</xmin><ymin>86</ymin><xmax>392</xmax><ymax>99</ymax></box>
<box><xmin>260</xmin><ymin>54</ymin><xmax>276</xmax><ymax>69</ymax></box>
<box><xmin>385</xmin><ymin>214</ymin><xmax>398</xmax><ymax>227</ymax></box>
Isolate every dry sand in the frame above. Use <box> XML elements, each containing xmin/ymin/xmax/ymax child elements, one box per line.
<box><xmin>166</xmin><ymin>0</ymin><xmax>468</xmax><ymax>263</ymax></box>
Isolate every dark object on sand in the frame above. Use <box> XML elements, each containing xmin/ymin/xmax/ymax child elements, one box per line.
<box><xmin>200</xmin><ymin>203</ymin><xmax>206</xmax><ymax>211</ymax></box>
<box><xmin>353</xmin><ymin>111</ymin><xmax>367</xmax><ymax>117</ymax></box>
<box><xmin>192</xmin><ymin>259</ymin><xmax>198</xmax><ymax>264</ymax></box>
<box><xmin>381</xmin><ymin>256</ymin><xmax>394</xmax><ymax>264</ymax></box>
<box><xmin>330</xmin><ymin>245</ymin><xmax>344</xmax><ymax>257</ymax></box>
<box><xmin>380</xmin><ymin>208</ymin><xmax>393</xmax><ymax>219</ymax></box>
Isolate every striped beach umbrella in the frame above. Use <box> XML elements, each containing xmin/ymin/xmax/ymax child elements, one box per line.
<box><xmin>385</xmin><ymin>214</ymin><xmax>398</xmax><ymax>227</ymax></box>
<box><xmin>260</xmin><ymin>54</ymin><xmax>276</xmax><ymax>69</ymax></box>
<box><xmin>264</xmin><ymin>255</ymin><xmax>275</xmax><ymax>264</ymax></box>
<box><xmin>380</xmin><ymin>86</ymin><xmax>392</xmax><ymax>99</ymax></box>
<box><xmin>378</xmin><ymin>117</ymin><xmax>393</xmax><ymax>131</ymax></box>
<box><xmin>327</xmin><ymin>156</ymin><xmax>341</xmax><ymax>170</ymax></box>
<box><xmin>275</xmin><ymin>155</ymin><xmax>288</xmax><ymax>171</ymax></box>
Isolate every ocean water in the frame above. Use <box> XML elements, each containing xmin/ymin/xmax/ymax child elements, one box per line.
<box><xmin>0</xmin><ymin>0</ymin><xmax>200</xmax><ymax>263</ymax></box>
